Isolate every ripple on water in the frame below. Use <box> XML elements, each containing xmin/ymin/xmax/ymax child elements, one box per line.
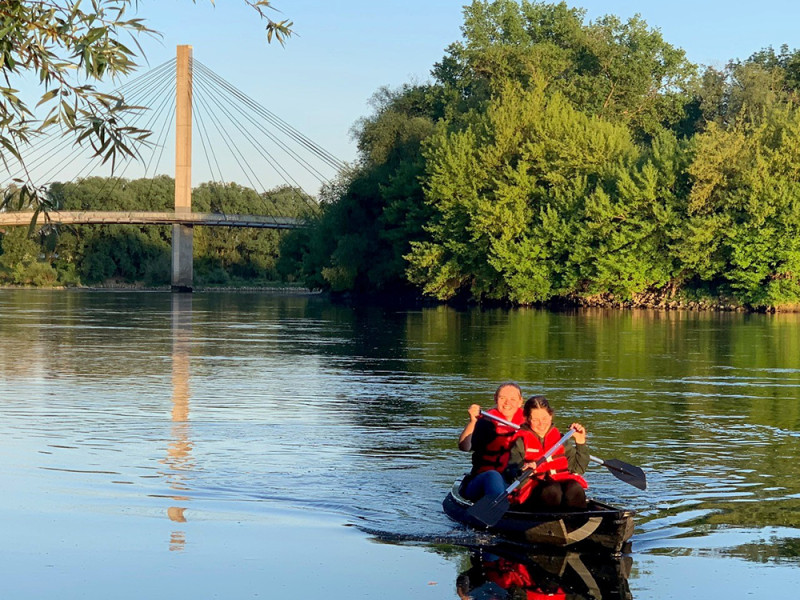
<box><xmin>3</xmin><ymin>292</ymin><xmax>800</xmax><ymax>585</ymax></box>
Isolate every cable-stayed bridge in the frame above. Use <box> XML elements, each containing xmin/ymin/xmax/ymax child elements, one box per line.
<box><xmin>0</xmin><ymin>45</ymin><xmax>345</xmax><ymax>290</ymax></box>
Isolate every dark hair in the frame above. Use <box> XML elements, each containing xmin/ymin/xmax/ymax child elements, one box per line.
<box><xmin>494</xmin><ymin>382</ymin><xmax>522</xmax><ymax>403</ymax></box>
<box><xmin>524</xmin><ymin>395</ymin><xmax>554</xmax><ymax>417</ymax></box>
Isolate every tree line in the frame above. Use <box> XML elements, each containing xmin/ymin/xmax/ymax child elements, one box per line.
<box><xmin>0</xmin><ymin>176</ymin><xmax>312</xmax><ymax>287</ymax></box>
<box><xmin>278</xmin><ymin>0</ymin><xmax>800</xmax><ymax>309</ymax></box>
<box><xmin>5</xmin><ymin>1</ymin><xmax>800</xmax><ymax>308</ymax></box>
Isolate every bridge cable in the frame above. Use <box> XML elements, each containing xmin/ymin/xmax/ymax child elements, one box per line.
<box><xmin>194</xmin><ymin>59</ymin><xmax>345</xmax><ymax>171</ymax></box>
<box><xmin>0</xmin><ymin>59</ymin><xmax>176</xmax><ymax>186</ymax></box>
<box><xmin>192</xmin><ymin>62</ymin><xmax>322</xmax><ymax>217</ymax></box>
<box><xmin>193</xmin><ymin>68</ymin><xmax>319</xmax><ymax>216</ymax></box>
<box><xmin>190</xmin><ymin>72</ymin><xmax>282</xmax><ymax>226</ymax></box>
<box><xmin>1</xmin><ymin>58</ymin><xmax>176</xmax><ymax>196</ymax></box>
<box><xmin>192</xmin><ymin>69</ymin><xmax>316</xmax><ymax>221</ymax></box>
<box><xmin>75</xmin><ymin>60</ymin><xmax>179</xmax><ymax>211</ymax></box>
<box><xmin>193</xmin><ymin>61</ymin><xmax>333</xmax><ymax>185</ymax></box>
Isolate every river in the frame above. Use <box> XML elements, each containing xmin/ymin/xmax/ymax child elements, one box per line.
<box><xmin>1</xmin><ymin>289</ymin><xmax>799</xmax><ymax>599</ymax></box>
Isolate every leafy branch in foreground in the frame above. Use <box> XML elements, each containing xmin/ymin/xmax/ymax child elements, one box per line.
<box><xmin>1</xmin><ymin>1</ymin><xmax>292</xmax><ymax>218</ymax></box>
<box><xmin>240</xmin><ymin>0</ymin><xmax>294</xmax><ymax>45</ymax></box>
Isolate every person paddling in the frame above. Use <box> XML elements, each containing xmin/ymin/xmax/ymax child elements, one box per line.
<box><xmin>458</xmin><ymin>382</ymin><xmax>525</xmax><ymax>501</ymax></box>
<box><xmin>505</xmin><ymin>395</ymin><xmax>589</xmax><ymax>510</ymax></box>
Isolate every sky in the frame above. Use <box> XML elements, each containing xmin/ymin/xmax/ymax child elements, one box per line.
<box><xmin>10</xmin><ymin>1</ymin><xmax>800</xmax><ymax>196</ymax></box>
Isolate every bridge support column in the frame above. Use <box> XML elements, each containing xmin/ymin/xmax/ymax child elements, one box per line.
<box><xmin>172</xmin><ymin>44</ymin><xmax>193</xmax><ymax>293</ymax></box>
<box><xmin>171</xmin><ymin>224</ymin><xmax>193</xmax><ymax>292</ymax></box>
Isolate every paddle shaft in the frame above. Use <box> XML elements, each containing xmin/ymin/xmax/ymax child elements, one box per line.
<box><xmin>481</xmin><ymin>409</ymin><xmax>591</xmax><ymax>449</ymax></box>
<box><xmin>479</xmin><ymin>409</ymin><xmax>646</xmax><ymax>490</ymax></box>
<box><xmin>506</xmin><ymin>428</ymin><xmax>575</xmax><ymax>494</ymax></box>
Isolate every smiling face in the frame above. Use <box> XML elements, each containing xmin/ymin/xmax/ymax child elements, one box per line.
<box><xmin>495</xmin><ymin>384</ymin><xmax>523</xmax><ymax>420</ymax></box>
<box><xmin>526</xmin><ymin>407</ymin><xmax>553</xmax><ymax>437</ymax></box>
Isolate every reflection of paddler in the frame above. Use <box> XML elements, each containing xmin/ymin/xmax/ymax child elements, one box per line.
<box><xmin>456</xmin><ymin>545</ymin><xmax>633</xmax><ymax>600</ymax></box>
<box><xmin>457</xmin><ymin>552</ymin><xmax>566</xmax><ymax>600</ymax></box>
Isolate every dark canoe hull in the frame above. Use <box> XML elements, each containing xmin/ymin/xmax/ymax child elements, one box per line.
<box><xmin>443</xmin><ymin>477</ymin><xmax>635</xmax><ymax>554</ymax></box>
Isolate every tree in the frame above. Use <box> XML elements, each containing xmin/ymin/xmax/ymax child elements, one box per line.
<box><xmin>678</xmin><ymin>103</ymin><xmax>800</xmax><ymax>307</ymax></box>
<box><xmin>48</xmin><ymin>175</ymin><xmax>174</xmax><ymax>283</ymax></box>
<box><xmin>283</xmin><ymin>84</ymin><xmax>439</xmax><ymax>294</ymax></box>
<box><xmin>688</xmin><ymin>44</ymin><xmax>800</xmax><ymax>135</ymax></box>
<box><xmin>1</xmin><ymin>1</ymin><xmax>291</xmax><ymax>215</ymax></box>
<box><xmin>0</xmin><ymin>227</ymin><xmax>58</xmax><ymax>285</ymax></box>
<box><xmin>192</xmin><ymin>182</ymin><xmax>313</xmax><ymax>283</ymax></box>
<box><xmin>406</xmin><ymin>80</ymin><xmax>643</xmax><ymax>304</ymax></box>
<box><xmin>433</xmin><ymin>1</ymin><xmax>696</xmax><ymax>140</ymax></box>
<box><xmin>1</xmin><ymin>175</ymin><xmax>308</xmax><ymax>286</ymax></box>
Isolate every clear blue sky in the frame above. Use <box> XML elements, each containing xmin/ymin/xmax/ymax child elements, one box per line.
<box><xmin>16</xmin><ymin>1</ymin><xmax>800</xmax><ymax>195</ymax></box>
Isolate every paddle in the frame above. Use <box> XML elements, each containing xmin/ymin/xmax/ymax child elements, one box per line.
<box><xmin>588</xmin><ymin>456</ymin><xmax>646</xmax><ymax>491</ymax></box>
<box><xmin>467</xmin><ymin>429</ymin><xmax>575</xmax><ymax>528</ymax></box>
<box><xmin>478</xmin><ymin>410</ymin><xmax>647</xmax><ymax>491</ymax></box>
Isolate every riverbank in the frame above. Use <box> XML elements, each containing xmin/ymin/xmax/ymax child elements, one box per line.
<box><xmin>0</xmin><ymin>281</ymin><xmax>319</xmax><ymax>294</ymax></box>
<box><xmin>4</xmin><ymin>280</ymin><xmax>799</xmax><ymax>312</ymax></box>
<box><xmin>564</xmin><ymin>291</ymin><xmax>800</xmax><ymax>313</ymax></box>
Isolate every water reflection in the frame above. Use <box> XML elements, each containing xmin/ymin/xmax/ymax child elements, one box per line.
<box><xmin>3</xmin><ymin>290</ymin><xmax>800</xmax><ymax>594</ymax></box>
<box><xmin>456</xmin><ymin>545</ymin><xmax>632</xmax><ymax>600</ymax></box>
<box><xmin>163</xmin><ymin>294</ymin><xmax>193</xmax><ymax>551</ymax></box>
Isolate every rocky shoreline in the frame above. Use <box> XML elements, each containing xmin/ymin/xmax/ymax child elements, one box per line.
<box><xmin>564</xmin><ymin>292</ymin><xmax>800</xmax><ymax>313</ymax></box>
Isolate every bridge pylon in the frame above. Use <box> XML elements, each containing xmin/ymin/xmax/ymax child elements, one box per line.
<box><xmin>172</xmin><ymin>44</ymin><xmax>193</xmax><ymax>293</ymax></box>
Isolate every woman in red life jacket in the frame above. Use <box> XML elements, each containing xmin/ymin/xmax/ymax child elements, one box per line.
<box><xmin>505</xmin><ymin>395</ymin><xmax>589</xmax><ymax>510</ymax></box>
<box><xmin>458</xmin><ymin>382</ymin><xmax>525</xmax><ymax>501</ymax></box>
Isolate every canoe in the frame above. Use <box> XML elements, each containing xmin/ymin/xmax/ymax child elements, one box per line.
<box><xmin>443</xmin><ymin>476</ymin><xmax>635</xmax><ymax>554</ymax></box>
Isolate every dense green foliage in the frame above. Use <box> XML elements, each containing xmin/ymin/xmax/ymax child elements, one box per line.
<box><xmin>5</xmin><ymin>1</ymin><xmax>800</xmax><ymax>307</ymax></box>
<box><xmin>0</xmin><ymin>176</ymin><xmax>312</xmax><ymax>286</ymax></box>
<box><xmin>283</xmin><ymin>1</ymin><xmax>800</xmax><ymax>308</ymax></box>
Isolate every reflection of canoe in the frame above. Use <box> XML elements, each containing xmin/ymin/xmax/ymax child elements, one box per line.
<box><xmin>443</xmin><ymin>476</ymin><xmax>635</xmax><ymax>554</ymax></box>
<box><xmin>457</xmin><ymin>543</ymin><xmax>633</xmax><ymax>600</ymax></box>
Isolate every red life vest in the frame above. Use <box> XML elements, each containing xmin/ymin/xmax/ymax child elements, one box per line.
<box><xmin>483</xmin><ymin>558</ymin><xmax>566</xmax><ymax>600</ymax></box>
<box><xmin>526</xmin><ymin>589</ymin><xmax>566</xmax><ymax>600</ymax></box>
<box><xmin>512</xmin><ymin>426</ymin><xmax>588</xmax><ymax>504</ymax></box>
<box><xmin>471</xmin><ymin>408</ymin><xmax>524</xmax><ymax>475</ymax></box>
<box><xmin>484</xmin><ymin>558</ymin><xmax>533</xmax><ymax>589</ymax></box>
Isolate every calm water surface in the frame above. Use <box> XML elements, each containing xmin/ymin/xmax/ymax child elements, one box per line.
<box><xmin>1</xmin><ymin>289</ymin><xmax>799</xmax><ymax>599</ymax></box>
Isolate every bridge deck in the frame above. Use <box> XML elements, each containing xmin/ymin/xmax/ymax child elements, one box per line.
<box><xmin>0</xmin><ymin>211</ymin><xmax>302</xmax><ymax>229</ymax></box>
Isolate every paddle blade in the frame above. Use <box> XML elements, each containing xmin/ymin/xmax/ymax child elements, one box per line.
<box><xmin>466</xmin><ymin>493</ymin><xmax>511</xmax><ymax>528</ymax></box>
<box><xmin>603</xmin><ymin>458</ymin><xmax>647</xmax><ymax>490</ymax></box>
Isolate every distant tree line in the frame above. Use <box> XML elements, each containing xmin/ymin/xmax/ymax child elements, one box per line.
<box><xmin>278</xmin><ymin>0</ymin><xmax>800</xmax><ymax>309</ymax></box>
<box><xmin>0</xmin><ymin>176</ymin><xmax>313</xmax><ymax>287</ymax></box>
